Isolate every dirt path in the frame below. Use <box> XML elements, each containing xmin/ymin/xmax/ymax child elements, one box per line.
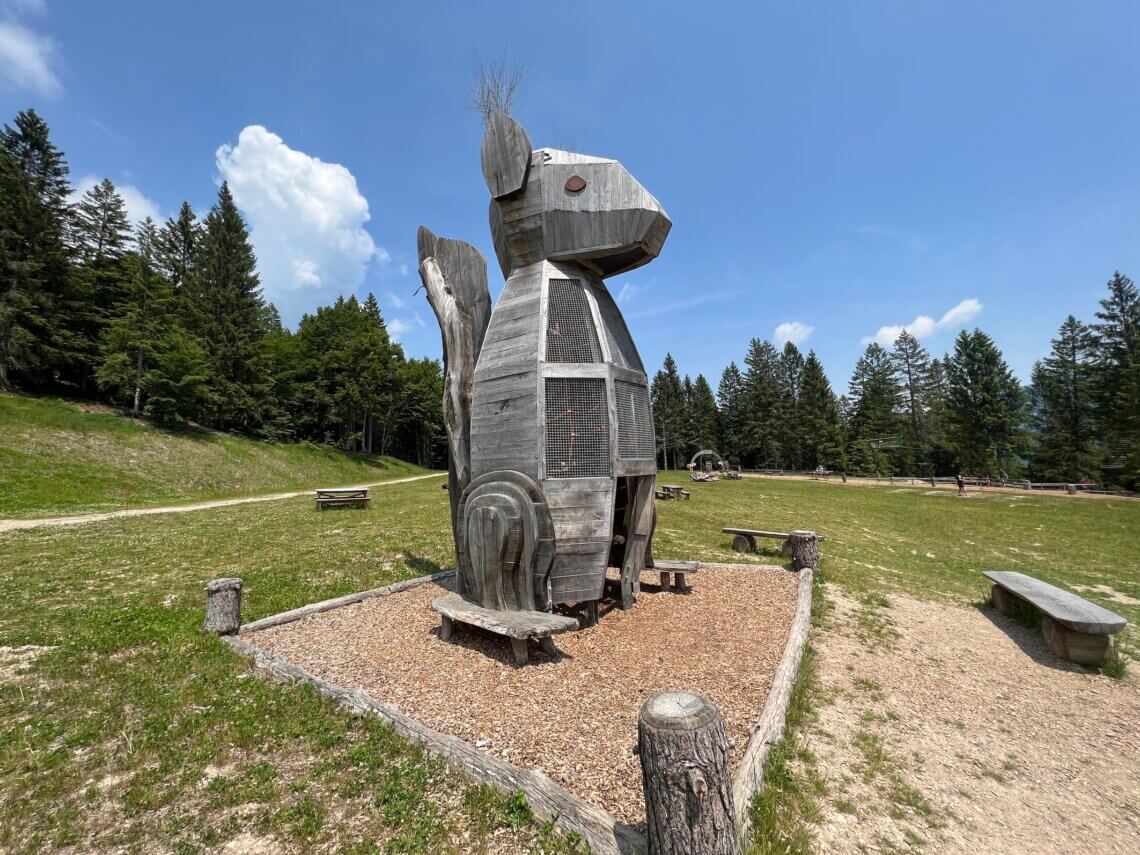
<box><xmin>0</xmin><ymin>473</ymin><xmax>445</xmax><ymax>533</ymax></box>
<box><xmin>804</xmin><ymin>586</ymin><xmax>1139</xmax><ymax>853</ymax></box>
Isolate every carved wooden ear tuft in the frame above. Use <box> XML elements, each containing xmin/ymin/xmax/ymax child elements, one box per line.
<box><xmin>481</xmin><ymin>112</ymin><xmax>532</xmax><ymax>199</ymax></box>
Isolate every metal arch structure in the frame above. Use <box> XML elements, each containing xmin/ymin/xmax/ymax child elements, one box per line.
<box><xmin>689</xmin><ymin>449</ymin><xmax>728</xmax><ymax>471</ymax></box>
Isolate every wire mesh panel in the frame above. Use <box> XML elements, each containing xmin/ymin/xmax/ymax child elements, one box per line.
<box><xmin>545</xmin><ymin>378</ymin><xmax>612</xmax><ymax>478</ymax></box>
<box><xmin>615</xmin><ymin>380</ymin><xmax>654</xmax><ymax>458</ymax></box>
<box><xmin>546</xmin><ymin>280</ymin><xmax>603</xmax><ymax>363</ymax></box>
<box><xmin>593</xmin><ymin>286</ymin><xmax>644</xmax><ymax>372</ymax></box>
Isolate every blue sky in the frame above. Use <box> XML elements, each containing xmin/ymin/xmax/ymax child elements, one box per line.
<box><xmin>2</xmin><ymin>1</ymin><xmax>1138</xmax><ymax>391</ymax></box>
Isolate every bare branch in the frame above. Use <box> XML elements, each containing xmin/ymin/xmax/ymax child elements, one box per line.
<box><xmin>471</xmin><ymin>55</ymin><xmax>524</xmax><ymax>126</ymax></box>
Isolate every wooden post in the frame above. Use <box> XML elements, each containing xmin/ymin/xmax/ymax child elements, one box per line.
<box><xmin>204</xmin><ymin>577</ymin><xmax>242</xmax><ymax>635</ymax></box>
<box><xmin>638</xmin><ymin>691</ymin><xmax>740</xmax><ymax>855</ymax></box>
<box><xmin>788</xmin><ymin>530</ymin><xmax>820</xmax><ymax>571</ymax></box>
<box><xmin>619</xmin><ymin>475</ymin><xmax>656</xmax><ymax>609</ymax></box>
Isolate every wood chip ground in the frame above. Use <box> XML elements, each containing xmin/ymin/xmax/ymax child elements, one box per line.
<box><xmin>250</xmin><ymin>563</ymin><xmax>799</xmax><ymax>826</ymax></box>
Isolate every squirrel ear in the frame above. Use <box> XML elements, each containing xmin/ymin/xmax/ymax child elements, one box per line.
<box><xmin>481</xmin><ymin>112</ymin><xmax>532</xmax><ymax>199</ymax></box>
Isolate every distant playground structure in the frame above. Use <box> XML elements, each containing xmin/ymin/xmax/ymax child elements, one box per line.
<box><xmin>687</xmin><ymin>449</ymin><xmax>742</xmax><ymax>482</ymax></box>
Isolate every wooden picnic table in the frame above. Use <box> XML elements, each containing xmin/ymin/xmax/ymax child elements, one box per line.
<box><xmin>314</xmin><ymin>487</ymin><xmax>371</xmax><ymax>510</ymax></box>
<box><xmin>657</xmin><ymin>484</ymin><xmax>690</xmax><ymax>500</ymax></box>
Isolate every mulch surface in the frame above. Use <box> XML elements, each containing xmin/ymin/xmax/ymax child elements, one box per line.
<box><xmin>250</xmin><ymin>563</ymin><xmax>799</xmax><ymax>825</ymax></box>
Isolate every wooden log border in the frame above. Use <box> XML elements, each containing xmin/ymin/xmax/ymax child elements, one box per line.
<box><xmin>732</xmin><ymin>565</ymin><xmax>814</xmax><ymax>843</ymax></box>
<box><xmin>238</xmin><ymin>569</ymin><xmax>456</xmax><ymax>634</ymax></box>
<box><xmin>223</xmin><ymin>563</ymin><xmax>813</xmax><ymax>853</ymax></box>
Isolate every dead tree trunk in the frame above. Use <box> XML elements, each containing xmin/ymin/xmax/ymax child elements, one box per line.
<box><xmin>417</xmin><ymin>227</ymin><xmax>492</xmax><ymax>563</ymax></box>
<box><xmin>788</xmin><ymin>529</ymin><xmax>820</xmax><ymax>571</ymax></box>
<box><xmin>638</xmin><ymin>691</ymin><xmax>740</xmax><ymax>855</ymax></box>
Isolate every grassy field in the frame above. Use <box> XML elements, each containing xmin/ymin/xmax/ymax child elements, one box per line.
<box><xmin>0</xmin><ymin>393</ymin><xmax>429</xmax><ymax>518</ymax></box>
<box><xmin>0</xmin><ymin>470</ymin><xmax>1136</xmax><ymax>851</ymax></box>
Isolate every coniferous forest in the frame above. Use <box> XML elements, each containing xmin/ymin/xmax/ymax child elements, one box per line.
<box><xmin>652</xmin><ymin>280</ymin><xmax>1139</xmax><ymax>488</ymax></box>
<box><xmin>2</xmin><ymin>109</ymin><xmax>1137</xmax><ymax>487</ymax></box>
<box><xmin>0</xmin><ymin>109</ymin><xmax>445</xmax><ymax>466</ymax></box>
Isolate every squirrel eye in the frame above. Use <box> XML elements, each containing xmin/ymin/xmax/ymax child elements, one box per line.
<box><xmin>565</xmin><ymin>175</ymin><xmax>586</xmax><ymax>193</ymax></box>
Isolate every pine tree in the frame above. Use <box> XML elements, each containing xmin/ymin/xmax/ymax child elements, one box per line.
<box><xmin>193</xmin><ymin>182</ymin><xmax>271</xmax><ymax>430</ymax></box>
<box><xmin>650</xmin><ymin>354</ymin><xmax>684</xmax><ymax>470</ymax></box>
<box><xmin>157</xmin><ymin>201</ymin><xmax>201</xmax><ymax>299</ymax></box>
<box><xmin>777</xmin><ymin>341</ymin><xmax>806</xmax><ymax>468</ymax></box>
<box><xmin>687</xmin><ymin>374</ymin><xmax>719</xmax><ymax>454</ymax></box>
<box><xmin>889</xmin><ymin>330</ymin><xmax>935</xmax><ymax>471</ymax></box>
<box><xmin>72</xmin><ymin>178</ymin><xmax>131</xmax><ymax>264</ymax></box>
<box><xmin>72</xmin><ymin>178</ymin><xmax>134</xmax><ymax>387</ymax></box>
<box><xmin>1090</xmin><ymin>272</ymin><xmax>1140</xmax><ymax>485</ymax></box>
<box><xmin>1028</xmin><ymin>316</ymin><xmax>1098</xmax><ymax>480</ymax></box>
<box><xmin>716</xmin><ymin>362</ymin><xmax>745</xmax><ymax>464</ymax></box>
<box><xmin>0</xmin><ymin>110</ymin><xmax>78</xmax><ymax>387</ymax></box>
<box><xmin>799</xmin><ymin>351</ymin><xmax>843</xmax><ymax>469</ymax></box>
<box><xmin>740</xmin><ymin>338</ymin><xmax>783</xmax><ymax>467</ymax></box>
<box><xmin>944</xmin><ymin>329</ymin><xmax>1026</xmax><ymax>475</ymax></box>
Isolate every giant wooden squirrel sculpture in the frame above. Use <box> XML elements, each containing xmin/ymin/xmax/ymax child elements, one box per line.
<box><xmin>419</xmin><ymin>112</ymin><xmax>671</xmax><ymax>630</ymax></box>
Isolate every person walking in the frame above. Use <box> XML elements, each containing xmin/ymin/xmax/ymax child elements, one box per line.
<box><xmin>956</xmin><ymin>472</ymin><xmax>966</xmax><ymax>495</ymax></box>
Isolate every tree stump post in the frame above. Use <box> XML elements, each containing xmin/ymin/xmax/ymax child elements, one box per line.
<box><xmin>788</xmin><ymin>530</ymin><xmax>820</xmax><ymax>571</ymax></box>
<box><xmin>204</xmin><ymin>577</ymin><xmax>243</xmax><ymax>635</ymax></box>
<box><xmin>638</xmin><ymin>691</ymin><xmax>740</xmax><ymax>855</ymax></box>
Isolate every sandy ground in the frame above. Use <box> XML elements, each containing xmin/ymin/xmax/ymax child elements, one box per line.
<box><xmin>249</xmin><ymin>563</ymin><xmax>800</xmax><ymax>826</ymax></box>
<box><xmin>807</xmin><ymin>586</ymin><xmax>1140</xmax><ymax>854</ymax></box>
<box><xmin>0</xmin><ymin>473</ymin><xmax>444</xmax><ymax>533</ymax></box>
<box><xmin>740</xmin><ymin>472</ymin><xmax>1136</xmax><ymax>500</ymax></box>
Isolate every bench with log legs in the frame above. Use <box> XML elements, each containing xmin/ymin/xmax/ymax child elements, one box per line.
<box><xmin>983</xmin><ymin>570</ymin><xmax>1127</xmax><ymax>666</ymax></box>
<box><xmin>431</xmin><ymin>592</ymin><xmax>579</xmax><ymax>666</ymax></box>
<box><xmin>654</xmin><ymin>558</ymin><xmax>699</xmax><ymax>592</ymax></box>
<box><xmin>723</xmin><ymin>527</ymin><xmax>827</xmax><ymax>553</ymax></box>
<box><xmin>314</xmin><ymin>487</ymin><xmax>371</xmax><ymax>510</ymax></box>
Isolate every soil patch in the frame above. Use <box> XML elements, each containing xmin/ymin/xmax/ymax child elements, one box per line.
<box><xmin>808</xmin><ymin>587</ymin><xmax>1139</xmax><ymax>853</ymax></box>
<box><xmin>249</xmin><ymin>563</ymin><xmax>799</xmax><ymax>826</ymax></box>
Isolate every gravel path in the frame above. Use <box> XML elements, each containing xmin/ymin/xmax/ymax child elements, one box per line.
<box><xmin>808</xmin><ymin>587</ymin><xmax>1140</xmax><ymax>853</ymax></box>
<box><xmin>0</xmin><ymin>473</ymin><xmax>444</xmax><ymax>533</ymax></box>
<box><xmin>250</xmin><ymin>563</ymin><xmax>800</xmax><ymax>826</ymax></box>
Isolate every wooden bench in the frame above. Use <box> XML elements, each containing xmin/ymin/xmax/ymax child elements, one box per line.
<box><xmin>314</xmin><ymin>487</ymin><xmax>370</xmax><ymax>510</ymax></box>
<box><xmin>656</xmin><ymin>484</ymin><xmax>690</xmax><ymax>500</ymax></box>
<box><xmin>983</xmin><ymin>570</ymin><xmax>1127</xmax><ymax>665</ymax></box>
<box><xmin>431</xmin><ymin>592</ymin><xmax>579</xmax><ymax>666</ymax></box>
<box><xmin>722</xmin><ymin>527</ymin><xmax>827</xmax><ymax>553</ymax></box>
<box><xmin>654</xmin><ymin>559</ymin><xmax>698</xmax><ymax>592</ymax></box>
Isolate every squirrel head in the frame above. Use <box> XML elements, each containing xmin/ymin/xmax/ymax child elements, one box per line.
<box><xmin>481</xmin><ymin>112</ymin><xmax>670</xmax><ymax>279</ymax></box>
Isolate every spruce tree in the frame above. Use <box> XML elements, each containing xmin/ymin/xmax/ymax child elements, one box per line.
<box><xmin>194</xmin><ymin>182</ymin><xmax>271</xmax><ymax>430</ymax></box>
<box><xmin>889</xmin><ymin>330</ymin><xmax>935</xmax><ymax>471</ymax></box>
<box><xmin>740</xmin><ymin>338</ymin><xmax>783</xmax><ymax>467</ymax></box>
<box><xmin>1028</xmin><ymin>316</ymin><xmax>1098</xmax><ymax>480</ymax></box>
<box><xmin>777</xmin><ymin>341</ymin><xmax>806</xmax><ymax>468</ymax></box>
<box><xmin>716</xmin><ymin>362</ymin><xmax>745</xmax><ymax>464</ymax></box>
<box><xmin>688</xmin><ymin>374</ymin><xmax>719</xmax><ymax>454</ymax></box>
<box><xmin>799</xmin><ymin>351</ymin><xmax>842</xmax><ymax>469</ymax></box>
<box><xmin>157</xmin><ymin>201</ymin><xmax>201</xmax><ymax>299</ymax></box>
<box><xmin>0</xmin><ymin>110</ymin><xmax>79</xmax><ymax>386</ymax></box>
<box><xmin>944</xmin><ymin>329</ymin><xmax>1026</xmax><ymax>475</ymax></box>
<box><xmin>1090</xmin><ymin>271</ymin><xmax>1140</xmax><ymax>485</ymax></box>
<box><xmin>650</xmin><ymin>354</ymin><xmax>684</xmax><ymax>470</ymax></box>
<box><xmin>72</xmin><ymin>178</ymin><xmax>131</xmax><ymax>264</ymax></box>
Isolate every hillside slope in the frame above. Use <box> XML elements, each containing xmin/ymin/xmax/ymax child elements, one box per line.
<box><xmin>0</xmin><ymin>394</ymin><xmax>435</xmax><ymax>518</ymax></box>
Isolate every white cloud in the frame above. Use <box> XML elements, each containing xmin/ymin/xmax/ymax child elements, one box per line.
<box><xmin>774</xmin><ymin>321</ymin><xmax>813</xmax><ymax>347</ymax></box>
<box><xmin>388</xmin><ymin>318</ymin><xmax>411</xmax><ymax>341</ymax></box>
<box><xmin>617</xmin><ymin>281</ymin><xmax>646</xmax><ymax>304</ymax></box>
<box><xmin>398</xmin><ymin>263</ymin><xmax>409</xmax><ymax>277</ymax></box>
<box><xmin>0</xmin><ymin>20</ymin><xmax>60</xmax><ymax>97</ymax></box>
<box><xmin>215</xmin><ymin>125</ymin><xmax>384</xmax><ymax>324</ymax></box>
<box><xmin>384</xmin><ymin>290</ymin><xmax>408</xmax><ymax>310</ymax></box>
<box><xmin>861</xmin><ymin>298</ymin><xmax>982</xmax><ymax>347</ymax></box>
<box><xmin>1</xmin><ymin>1</ymin><xmax>49</xmax><ymax>14</ymax></box>
<box><xmin>70</xmin><ymin>176</ymin><xmax>163</xmax><ymax>228</ymax></box>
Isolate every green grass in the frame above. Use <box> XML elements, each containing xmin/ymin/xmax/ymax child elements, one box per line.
<box><xmin>0</xmin><ymin>393</ymin><xmax>430</xmax><ymax>518</ymax></box>
<box><xmin>655</xmin><ymin>471</ymin><xmax>1140</xmax><ymax>643</ymax></box>
<box><xmin>0</xmin><ymin>466</ymin><xmax>1136</xmax><ymax>851</ymax></box>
